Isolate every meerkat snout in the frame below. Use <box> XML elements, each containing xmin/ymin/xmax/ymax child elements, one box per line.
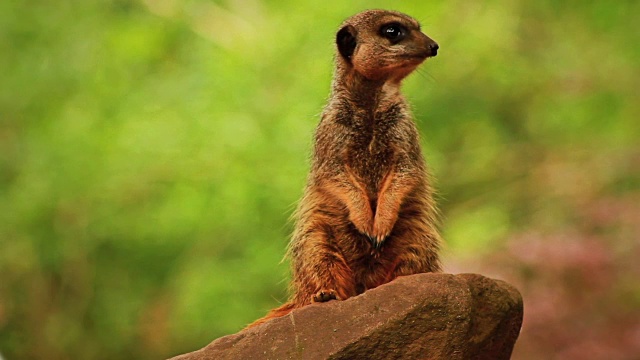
<box><xmin>429</xmin><ymin>43</ymin><xmax>439</xmax><ymax>56</ymax></box>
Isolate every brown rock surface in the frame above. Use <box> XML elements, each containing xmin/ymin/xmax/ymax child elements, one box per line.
<box><xmin>169</xmin><ymin>273</ymin><xmax>523</xmax><ymax>360</ymax></box>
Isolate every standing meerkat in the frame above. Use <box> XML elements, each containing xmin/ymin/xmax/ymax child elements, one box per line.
<box><xmin>250</xmin><ymin>9</ymin><xmax>441</xmax><ymax>327</ymax></box>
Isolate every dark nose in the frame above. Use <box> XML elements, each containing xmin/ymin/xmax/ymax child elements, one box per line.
<box><xmin>429</xmin><ymin>43</ymin><xmax>439</xmax><ymax>56</ymax></box>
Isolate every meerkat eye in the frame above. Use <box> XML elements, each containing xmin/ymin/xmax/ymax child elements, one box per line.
<box><xmin>380</xmin><ymin>23</ymin><xmax>407</xmax><ymax>43</ymax></box>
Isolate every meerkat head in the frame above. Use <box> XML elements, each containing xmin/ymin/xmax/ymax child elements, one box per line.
<box><xmin>335</xmin><ymin>10</ymin><xmax>438</xmax><ymax>83</ymax></box>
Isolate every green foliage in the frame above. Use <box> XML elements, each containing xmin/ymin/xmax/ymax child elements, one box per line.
<box><xmin>1</xmin><ymin>0</ymin><xmax>638</xmax><ymax>359</ymax></box>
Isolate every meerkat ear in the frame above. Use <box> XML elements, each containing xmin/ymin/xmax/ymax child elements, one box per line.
<box><xmin>336</xmin><ymin>25</ymin><xmax>357</xmax><ymax>61</ymax></box>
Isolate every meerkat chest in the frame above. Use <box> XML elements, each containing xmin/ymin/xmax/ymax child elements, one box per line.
<box><xmin>347</xmin><ymin>135</ymin><xmax>393</xmax><ymax>168</ymax></box>
<box><xmin>345</xmin><ymin>121</ymin><xmax>399</xmax><ymax>194</ymax></box>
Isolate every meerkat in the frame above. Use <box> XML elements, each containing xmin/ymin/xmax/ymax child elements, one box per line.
<box><xmin>249</xmin><ymin>9</ymin><xmax>441</xmax><ymax>327</ymax></box>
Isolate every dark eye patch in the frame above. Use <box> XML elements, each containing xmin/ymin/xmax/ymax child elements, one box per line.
<box><xmin>380</xmin><ymin>22</ymin><xmax>407</xmax><ymax>44</ymax></box>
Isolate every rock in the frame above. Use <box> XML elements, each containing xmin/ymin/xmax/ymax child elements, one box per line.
<box><xmin>168</xmin><ymin>273</ymin><xmax>523</xmax><ymax>360</ymax></box>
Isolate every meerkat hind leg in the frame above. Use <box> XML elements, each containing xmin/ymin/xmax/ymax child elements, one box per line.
<box><xmin>290</xmin><ymin>229</ymin><xmax>357</xmax><ymax>305</ymax></box>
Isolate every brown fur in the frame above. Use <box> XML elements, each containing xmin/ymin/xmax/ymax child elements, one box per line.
<box><xmin>249</xmin><ymin>9</ymin><xmax>441</xmax><ymax>328</ymax></box>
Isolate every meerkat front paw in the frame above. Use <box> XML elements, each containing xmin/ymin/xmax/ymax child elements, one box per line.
<box><xmin>349</xmin><ymin>210</ymin><xmax>374</xmax><ymax>237</ymax></box>
<box><xmin>312</xmin><ymin>289</ymin><xmax>340</xmax><ymax>303</ymax></box>
<box><xmin>372</xmin><ymin>213</ymin><xmax>397</xmax><ymax>247</ymax></box>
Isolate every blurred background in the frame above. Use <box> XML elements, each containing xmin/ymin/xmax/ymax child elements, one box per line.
<box><xmin>1</xmin><ymin>0</ymin><xmax>639</xmax><ymax>359</ymax></box>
